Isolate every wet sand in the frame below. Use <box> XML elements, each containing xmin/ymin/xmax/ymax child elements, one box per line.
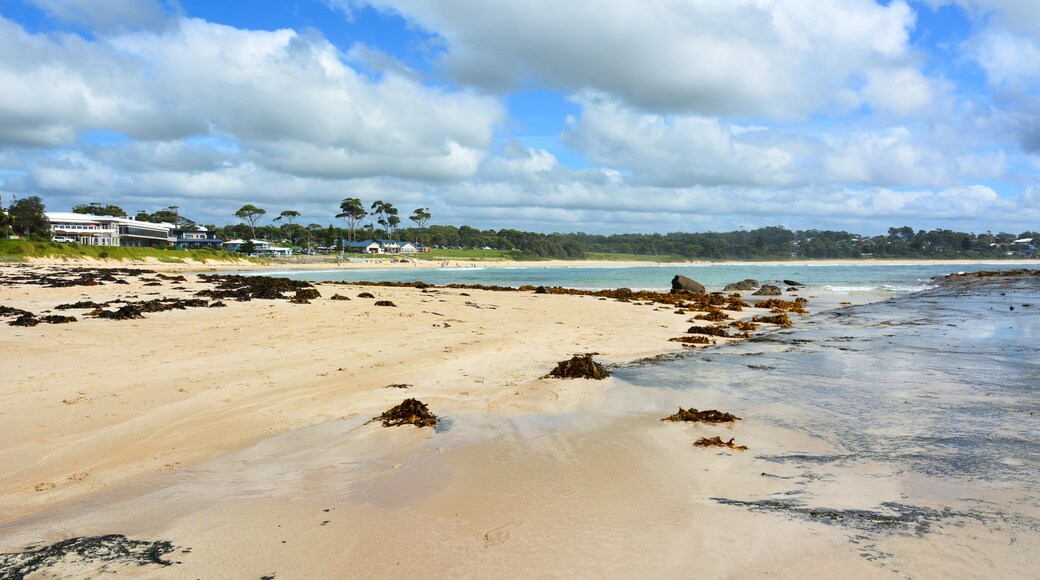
<box><xmin>0</xmin><ymin>263</ymin><xmax>1034</xmax><ymax>578</ymax></box>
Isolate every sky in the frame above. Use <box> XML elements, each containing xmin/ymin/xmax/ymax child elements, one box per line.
<box><xmin>1</xmin><ymin>0</ymin><xmax>1039</xmax><ymax>235</ymax></box>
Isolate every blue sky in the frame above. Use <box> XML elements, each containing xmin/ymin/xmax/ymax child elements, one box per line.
<box><xmin>1</xmin><ymin>0</ymin><xmax>1039</xmax><ymax>234</ymax></box>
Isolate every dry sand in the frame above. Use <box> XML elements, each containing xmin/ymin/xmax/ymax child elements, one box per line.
<box><xmin>0</xmin><ymin>262</ymin><xmax>1032</xmax><ymax>578</ymax></box>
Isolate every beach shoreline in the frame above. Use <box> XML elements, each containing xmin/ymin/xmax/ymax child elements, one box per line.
<box><xmin>1</xmin><ymin>263</ymin><xmax>1035</xmax><ymax>578</ymax></box>
<box><xmin>17</xmin><ymin>254</ymin><xmax>1039</xmax><ymax>273</ymax></box>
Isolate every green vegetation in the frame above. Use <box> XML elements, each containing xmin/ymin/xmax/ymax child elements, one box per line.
<box><xmin>414</xmin><ymin>248</ymin><xmax>528</xmax><ymax>261</ymax></box>
<box><xmin>0</xmin><ymin>239</ymin><xmax>249</xmax><ymax>263</ymax></box>
<box><xmin>584</xmin><ymin>252</ymin><xmax>687</xmax><ymax>263</ymax></box>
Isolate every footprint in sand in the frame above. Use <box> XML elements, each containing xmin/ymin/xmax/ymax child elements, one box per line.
<box><xmin>480</xmin><ymin>521</ymin><xmax>522</xmax><ymax>547</ymax></box>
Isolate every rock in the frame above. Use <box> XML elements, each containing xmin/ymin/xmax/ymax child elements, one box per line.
<box><xmin>671</xmin><ymin>275</ymin><xmax>705</xmax><ymax>294</ymax></box>
<box><xmin>753</xmin><ymin>284</ymin><xmax>782</xmax><ymax>296</ymax></box>
<box><xmin>534</xmin><ymin>286</ymin><xmax>549</xmax><ymax>294</ymax></box>
<box><xmin>783</xmin><ymin>279</ymin><xmax>804</xmax><ymax>286</ymax></box>
<box><xmin>722</xmin><ymin>279</ymin><xmax>759</xmax><ymax>291</ymax></box>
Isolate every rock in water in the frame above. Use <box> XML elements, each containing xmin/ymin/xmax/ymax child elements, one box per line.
<box><xmin>723</xmin><ymin>279</ymin><xmax>759</xmax><ymax>291</ymax></box>
<box><xmin>753</xmin><ymin>284</ymin><xmax>782</xmax><ymax>296</ymax></box>
<box><xmin>671</xmin><ymin>275</ymin><xmax>705</xmax><ymax>294</ymax></box>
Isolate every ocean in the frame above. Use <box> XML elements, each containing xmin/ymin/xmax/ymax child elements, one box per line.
<box><xmin>609</xmin><ymin>270</ymin><xmax>1039</xmax><ymax>565</ymax></box>
<box><xmin>253</xmin><ymin>262</ymin><xmax>1039</xmax><ymax>567</ymax></box>
<box><xmin>250</xmin><ymin>262</ymin><xmax>1031</xmax><ymax>296</ymax></box>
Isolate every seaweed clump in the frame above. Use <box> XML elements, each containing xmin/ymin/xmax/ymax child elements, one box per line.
<box><xmin>196</xmin><ymin>274</ymin><xmax>313</xmax><ymax>301</ymax></box>
<box><xmin>668</xmin><ymin>336</ymin><xmax>714</xmax><ymax>345</ymax></box>
<box><xmin>694</xmin><ymin>436</ymin><xmax>748</xmax><ymax>450</ymax></box>
<box><xmin>694</xmin><ymin>309</ymin><xmax>729</xmax><ymax>322</ymax></box>
<box><xmin>687</xmin><ymin>325</ymin><xmax>731</xmax><ymax>338</ymax></box>
<box><xmin>755</xmin><ymin>298</ymin><xmax>809</xmax><ymax>314</ymax></box>
<box><xmin>374</xmin><ymin>300</ymin><xmax>397</xmax><ymax>307</ymax></box>
<box><xmin>751</xmin><ymin>313</ymin><xmax>793</xmax><ymax>328</ymax></box>
<box><xmin>662</xmin><ymin>407</ymin><xmax>741</xmax><ymax>423</ymax></box>
<box><xmin>0</xmin><ymin>534</ymin><xmax>177</xmax><ymax>577</ymax></box>
<box><xmin>290</xmin><ymin>288</ymin><xmax>321</xmax><ymax>304</ymax></box>
<box><xmin>357</xmin><ymin>292</ymin><xmax>375</xmax><ymax>299</ymax></box>
<box><xmin>545</xmin><ymin>354</ymin><xmax>611</xmax><ymax>380</ymax></box>
<box><xmin>374</xmin><ymin>398</ymin><xmax>437</xmax><ymax>428</ymax></box>
<box><xmin>55</xmin><ymin>301</ymin><xmax>104</xmax><ymax>310</ymax></box>
<box><xmin>330</xmin><ymin>294</ymin><xmax>351</xmax><ymax>301</ymax></box>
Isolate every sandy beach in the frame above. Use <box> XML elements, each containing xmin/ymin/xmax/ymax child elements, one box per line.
<box><xmin>18</xmin><ymin>254</ymin><xmax>1039</xmax><ymax>274</ymax></box>
<box><xmin>0</xmin><ymin>261</ymin><xmax>1036</xmax><ymax>578</ymax></box>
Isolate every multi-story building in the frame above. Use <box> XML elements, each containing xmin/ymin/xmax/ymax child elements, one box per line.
<box><xmin>47</xmin><ymin>212</ymin><xmax>176</xmax><ymax>247</ymax></box>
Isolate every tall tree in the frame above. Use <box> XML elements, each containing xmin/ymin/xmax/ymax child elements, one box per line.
<box><xmin>274</xmin><ymin>210</ymin><xmax>301</xmax><ymax>244</ymax></box>
<box><xmin>234</xmin><ymin>204</ymin><xmax>266</xmax><ymax>240</ymax></box>
<box><xmin>370</xmin><ymin>200</ymin><xmax>388</xmax><ymax>239</ymax></box>
<box><xmin>370</xmin><ymin>200</ymin><xmax>399</xmax><ymax>240</ymax></box>
<box><xmin>336</xmin><ymin>198</ymin><xmax>367</xmax><ymax>242</ymax></box>
<box><xmin>409</xmin><ymin>207</ymin><xmax>431</xmax><ymax>245</ymax></box>
<box><xmin>9</xmin><ymin>196</ymin><xmax>49</xmax><ymax>239</ymax></box>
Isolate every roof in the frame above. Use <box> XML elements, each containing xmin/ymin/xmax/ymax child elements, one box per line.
<box><xmin>46</xmin><ymin>212</ymin><xmax>175</xmax><ymax>229</ymax></box>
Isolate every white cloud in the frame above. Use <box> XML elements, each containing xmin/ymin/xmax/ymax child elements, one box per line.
<box><xmin>562</xmin><ymin>94</ymin><xmax>802</xmax><ymax>187</ymax></box>
<box><xmin>0</xmin><ymin>16</ymin><xmax>503</xmax><ymax>180</ymax></box>
<box><xmin>822</xmin><ymin>127</ymin><xmax>952</xmax><ymax>187</ymax></box>
<box><xmin>353</xmin><ymin>0</ymin><xmax>923</xmax><ymax>118</ymax></box>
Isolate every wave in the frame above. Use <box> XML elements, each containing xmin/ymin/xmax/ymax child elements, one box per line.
<box><xmin>822</xmin><ymin>284</ymin><xmax>933</xmax><ymax>293</ymax></box>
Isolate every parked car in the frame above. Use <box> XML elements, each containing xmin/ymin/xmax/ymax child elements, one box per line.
<box><xmin>52</xmin><ymin>236</ymin><xmax>76</xmax><ymax>243</ymax></box>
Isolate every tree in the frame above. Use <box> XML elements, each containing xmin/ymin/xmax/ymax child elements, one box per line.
<box><xmin>0</xmin><ymin>207</ymin><xmax>11</xmax><ymax>238</ymax></box>
<box><xmin>274</xmin><ymin>210</ymin><xmax>301</xmax><ymax>244</ymax></box>
<box><xmin>370</xmin><ymin>200</ymin><xmax>399</xmax><ymax>240</ymax></box>
<box><xmin>409</xmin><ymin>207</ymin><xmax>431</xmax><ymax>245</ymax></box>
<box><xmin>72</xmin><ymin>203</ymin><xmax>126</xmax><ymax>217</ymax></box>
<box><xmin>9</xmin><ymin>196</ymin><xmax>49</xmax><ymax>239</ymax></box>
<box><xmin>336</xmin><ymin>198</ymin><xmax>366</xmax><ymax>242</ymax></box>
<box><xmin>234</xmin><ymin>204</ymin><xmax>266</xmax><ymax>240</ymax></box>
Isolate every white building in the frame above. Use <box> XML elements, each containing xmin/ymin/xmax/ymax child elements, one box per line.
<box><xmin>223</xmin><ymin>239</ymin><xmax>293</xmax><ymax>256</ymax></box>
<box><xmin>47</xmin><ymin>212</ymin><xmax>175</xmax><ymax>247</ymax></box>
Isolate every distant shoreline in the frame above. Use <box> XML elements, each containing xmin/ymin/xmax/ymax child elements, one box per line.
<box><xmin>21</xmin><ymin>255</ymin><xmax>1040</xmax><ymax>273</ymax></box>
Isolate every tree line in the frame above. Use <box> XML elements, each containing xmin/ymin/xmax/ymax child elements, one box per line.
<box><xmin>2</xmin><ymin>195</ymin><xmax>1036</xmax><ymax>260</ymax></box>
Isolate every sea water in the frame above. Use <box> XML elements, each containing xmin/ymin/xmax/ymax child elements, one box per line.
<box><xmin>613</xmin><ymin>272</ymin><xmax>1040</xmax><ymax>561</ymax></box>
<box><xmin>251</xmin><ymin>262</ymin><xmax>1031</xmax><ymax>296</ymax></box>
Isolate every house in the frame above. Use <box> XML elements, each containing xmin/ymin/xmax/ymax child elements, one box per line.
<box><xmin>47</xmin><ymin>212</ymin><xmax>175</xmax><ymax>247</ymax></box>
<box><xmin>172</xmin><ymin>228</ymin><xmax>223</xmax><ymax>250</ymax></box>
<box><xmin>223</xmin><ymin>239</ymin><xmax>293</xmax><ymax>256</ymax></box>
<box><xmin>344</xmin><ymin>240</ymin><xmax>382</xmax><ymax>254</ymax></box>
<box><xmin>344</xmin><ymin>240</ymin><xmax>417</xmax><ymax>254</ymax></box>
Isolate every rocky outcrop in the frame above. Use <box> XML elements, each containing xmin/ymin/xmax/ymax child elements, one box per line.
<box><xmin>671</xmin><ymin>275</ymin><xmax>705</xmax><ymax>294</ymax></box>
<box><xmin>753</xmin><ymin>284</ymin><xmax>782</xmax><ymax>296</ymax></box>
<box><xmin>723</xmin><ymin>279</ymin><xmax>759</xmax><ymax>291</ymax></box>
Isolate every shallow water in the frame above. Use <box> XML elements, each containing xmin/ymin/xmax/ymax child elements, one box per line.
<box><xmin>615</xmin><ymin>274</ymin><xmax>1040</xmax><ymax>540</ymax></box>
<box><xmin>245</xmin><ymin>262</ymin><xmax>1035</xmax><ymax>295</ymax></box>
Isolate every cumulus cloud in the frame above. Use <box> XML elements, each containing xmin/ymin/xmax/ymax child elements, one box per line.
<box><xmin>0</xmin><ymin>15</ymin><xmax>503</xmax><ymax>179</ymax></box>
<box><xmin>351</xmin><ymin>0</ymin><xmax>927</xmax><ymax>118</ymax></box>
<box><xmin>561</xmin><ymin>94</ymin><xmax>803</xmax><ymax>187</ymax></box>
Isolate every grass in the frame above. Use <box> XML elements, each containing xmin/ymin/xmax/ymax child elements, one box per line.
<box><xmin>0</xmin><ymin>239</ymin><xmax>251</xmax><ymax>263</ymax></box>
<box><xmin>415</xmin><ymin>248</ymin><xmax>530</xmax><ymax>261</ymax></box>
